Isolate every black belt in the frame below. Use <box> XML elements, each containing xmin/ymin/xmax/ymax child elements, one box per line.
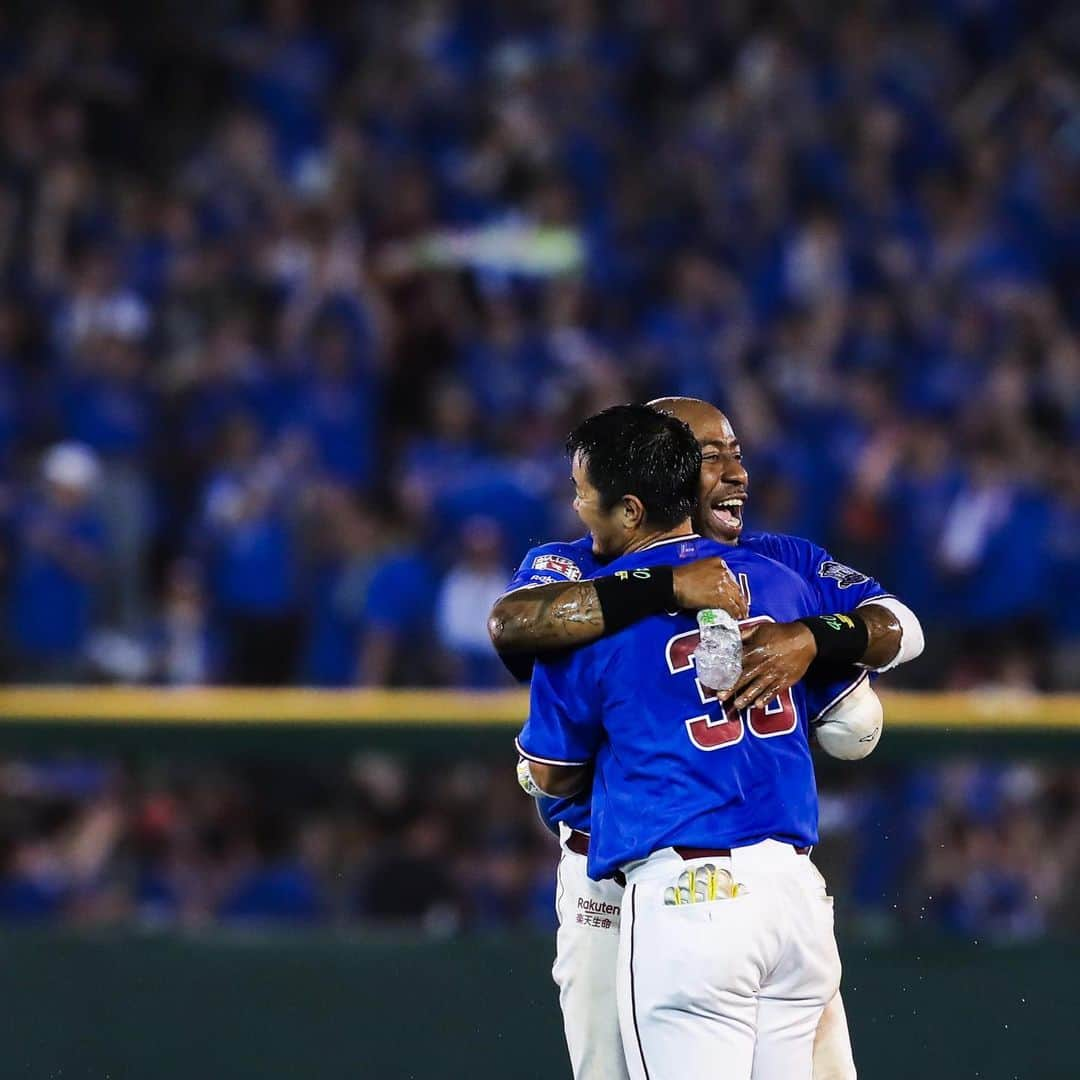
<box><xmin>567</xmin><ymin>830</ymin><xmax>809</xmax><ymax>862</ymax></box>
<box><xmin>674</xmin><ymin>844</ymin><xmax>811</xmax><ymax>859</ymax></box>
<box><xmin>566</xmin><ymin>829</ymin><xmax>590</xmax><ymax>857</ymax></box>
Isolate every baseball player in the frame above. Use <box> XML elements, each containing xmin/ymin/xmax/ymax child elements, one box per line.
<box><xmin>491</xmin><ymin>399</ymin><xmax>923</xmax><ymax>1080</ymax></box>
<box><xmin>517</xmin><ymin>403</ymin><xmax>893</xmax><ymax>1078</ymax></box>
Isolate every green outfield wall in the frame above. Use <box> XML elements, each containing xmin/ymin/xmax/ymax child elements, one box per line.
<box><xmin>0</xmin><ymin>930</ymin><xmax>1072</xmax><ymax>1079</ymax></box>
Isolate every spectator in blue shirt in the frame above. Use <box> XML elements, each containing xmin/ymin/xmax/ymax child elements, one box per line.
<box><xmin>56</xmin><ymin>329</ymin><xmax>154</xmax><ymax>629</ymax></box>
<box><xmin>9</xmin><ymin>444</ymin><xmax>105</xmax><ymax>682</ymax></box>
<box><xmin>436</xmin><ymin>517</ymin><xmax>512</xmax><ymax>688</ymax></box>
<box><xmin>0</xmin><ymin>301</ymin><xmax>26</xmax><ymax>468</ymax></box>
<box><xmin>1048</xmin><ymin>458</ymin><xmax>1080</xmax><ymax>689</ymax></box>
<box><xmin>218</xmin><ymin>813</ymin><xmax>323</xmax><ymax>926</ymax></box>
<box><xmin>0</xmin><ymin>809</ymin><xmax>72</xmax><ymax>923</ymax></box>
<box><xmin>360</xmin><ymin>526</ymin><xmax>440</xmax><ymax>687</ymax></box>
<box><xmin>199</xmin><ymin>414</ymin><xmax>304</xmax><ymax>684</ymax></box>
<box><xmin>145</xmin><ymin>559</ymin><xmax>221</xmax><ymax>686</ymax></box>
<box><xmin>288</xmin><ymin>317</ymin><xmax>379</xmax><ymax>489</ymax></box>
<box><xmin>301</xmin><ymin>486</ymin><xmax>383</xmax><ymax>687</ymax></box>
<box><xmin>937</xmin><ymin>448</ymin><xmax>1051</xmax><ymax>677</ymax></box>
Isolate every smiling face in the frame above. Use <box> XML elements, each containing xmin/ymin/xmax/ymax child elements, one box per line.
<box><xmin>571</xmin><ymin>451</ymin><xmax>632</xmax><ymax>558</ymax></box>
<box><xmin>649</xmin><ymin>398</ymin><xmax>749</xmax><ymax>543</ymax></box>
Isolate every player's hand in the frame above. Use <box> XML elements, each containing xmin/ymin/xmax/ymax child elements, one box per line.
<box><xmin>730</xmin><ymin>621</ymin><xmax>817</xmax><ymax>711</ymax></box>
<box><xmin>672</xmin><ymin>558</ymin><xmax>748</xmax><ymax>619</ymax></box>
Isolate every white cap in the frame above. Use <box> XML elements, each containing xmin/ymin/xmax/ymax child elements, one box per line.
<box><xmin>41</xmin><ymin>442</ymin><xmax>101</xmax><ymax>492</ymax></box>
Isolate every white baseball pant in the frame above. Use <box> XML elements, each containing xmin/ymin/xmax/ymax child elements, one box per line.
<box><xmin>553</xmin><ymin>830</ymin><xmax>855</xmax><ymax>1079</ymax></box>
<box><xmin>616</xmin><ymin>840</ymin><xmax>842</xmax><ymax>1080</ymax></box>
<box><xmin>553</xmin><ymin>825</ymin><xmax>631</xmax><ymax>1080</ymax></box>
<box><xmin>813</xmin><ymin>988</ymin><xmax>858</xmax><ymax>1080</ymax></box>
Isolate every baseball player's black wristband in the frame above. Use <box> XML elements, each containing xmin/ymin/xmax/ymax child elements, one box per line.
<box><xmin>799</xmin><ymin>613</ymin><xmax>870</xmax><ymax>666</ymax></box>
<box><xmin>594</xmin><ymin>566</ymin><xmax>676</xmax><ymax>634</ymax></box>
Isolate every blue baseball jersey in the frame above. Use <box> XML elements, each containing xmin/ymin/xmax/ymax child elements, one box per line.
<box><xmin>517</xmin><ymin>534</ymin><xmax>865</xmax><ymax>881</ymax></box>
<box><xmin>503</xmin><ymin>531</ymin><xmax>888</xmax><ymax>838</ymax></box>
<box><xmin>739</xmin><ymin>530</ymin><xmax>893</xmax><ymax>613</ymax></box>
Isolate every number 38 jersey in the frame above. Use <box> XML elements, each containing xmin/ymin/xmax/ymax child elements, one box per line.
<box><xmin>516</xmin><ymin>534</ymin><xmax>843</xmax><ymax>882</ymax></box>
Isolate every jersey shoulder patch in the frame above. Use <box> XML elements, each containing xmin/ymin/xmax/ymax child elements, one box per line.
<box><xmin>818</xmin><ymin>560</ymin><xmax>870</xmax><ymax>589</ymax></box>
<box><xmin>531</xmin><ymin>553</ymin><xmax>582</xmax><ymax>581</ymax></box>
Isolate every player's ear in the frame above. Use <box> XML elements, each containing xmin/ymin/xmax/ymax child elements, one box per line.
<box><xmin>621</xmin><ymin>494</ymin><xmax>646</xmax><ymax>530</ymax></box>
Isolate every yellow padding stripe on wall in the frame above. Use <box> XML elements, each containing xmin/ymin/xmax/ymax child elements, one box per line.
<box><xmin>0</xmin><ymin>688</ymin><xmax>1075</xmax><ymax>729</ymax></box>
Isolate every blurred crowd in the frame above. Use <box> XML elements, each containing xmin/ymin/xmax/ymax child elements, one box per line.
<box><xmin>0</xmin><ymin>752</ymin><xmax>556</xmax><ymax>932</ymax></box>
<box><xmin>0</xmin><ymin>0</ymin><xmax>1077</xmax><ymax>689</ymax></box>
<box><xmin>1</xmin><ymin>751</ymin><xmax>1077</xmax><ymax>941</ymax></box>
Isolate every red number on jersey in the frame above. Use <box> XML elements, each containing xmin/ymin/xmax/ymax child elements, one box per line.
<box><xmin>748</xmin><ymin>686</ymin><xmax>798</xmax><ymax>738</ymax></box>
<box><xmin>666</xmin><ymin>621</ymin><xmax>798</xmax><ymax>750</ymax></box>
<box><xmin>685</xmin><ymin>707</ymin><xmax>745</xmax><ymax>751</ymax></box>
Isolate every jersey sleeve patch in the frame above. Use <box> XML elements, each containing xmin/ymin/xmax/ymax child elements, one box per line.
<box><xmin>531</xmin><ymin>553</ymin><xmax>582</xmax><ymax>580</ymax></box>
<box><xmin>817</xmin><ymin>560</ymin><xmax>870</xmax><ymax>589</ymax></box>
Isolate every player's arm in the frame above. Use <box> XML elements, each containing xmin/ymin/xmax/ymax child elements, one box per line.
<box><xmin>489</xmin><ymin>556</ymin><xmax>747</xmax><ymax>655</ymax></box>
<box><xmin>522</xmin><ymin>760</ymin><xmax>590</xmax><ymax>799</ymax></box>
<box><xmin>731</xmin><ymin>541</ymin><xmax>923</xmax><ymax>711</ymax></box>
<box><xmin>851</xmin><ymin>600</ymin><xmax>910</xmax><ymax>668</ymax></box>
<box><xmin>733</xmin><ymin>598</ymin><xmax>923</xmax><ymax>711</ymax></box>
<box><xmin>515</xmin><ymin>649</ymin><xmax>603</xmax><ymax>800</ymax></box>
<box><xmin>733</xmin><ymin>599</ymin><xmax>915</xmax><ymax>705</ymax></box>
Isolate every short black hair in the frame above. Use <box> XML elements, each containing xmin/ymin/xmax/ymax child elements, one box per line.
<box><xmin>566</xmin><ymin>404</ymin><xmax>700</xmax><ymax>529</ymax></box>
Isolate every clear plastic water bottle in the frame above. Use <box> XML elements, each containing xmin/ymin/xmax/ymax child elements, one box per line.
<box><xmin>693</xmin><ymin>608</ymin><xmax>742</xmax><ymax>695</ymax></box>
